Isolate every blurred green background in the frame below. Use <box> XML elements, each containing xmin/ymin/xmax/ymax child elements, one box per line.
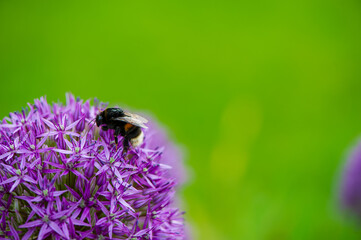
<box><xmin>1</xmin><ymin>0</ymin><xmax>361</xmax><ymax>239</ymax></box>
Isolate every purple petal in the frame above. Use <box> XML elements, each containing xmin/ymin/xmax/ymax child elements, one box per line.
<box><xmin>25</xmin><ymin>210</ymin><xmax>36</xmax><ymax>223</ymax></box>
<box><xmin>9</xmin><ymin>224</ymin><xmax>20</xmax><ymax>240</ymax></box>
<box><xmin>43</xmin><ymin>161</ymin><xmax>64</xmax><ymax>169</ymax></box>
<box><xmin>72</xmin><ymin>208</ymin><xmax>81</xmax><ymax>219</ymax></box>
<box><xmin>31</xmin><ymin>196</ymin><xmax>43</xmax><ymax>202</ymax></box>
<box><xmin>0</xmin><ymin>176</ymin><xmax>17</xmax><ymax>185</ymax></box>
<box><xmin>16</xmin><ymin>149</ymin><xmax>32</xmax><ymax>154</ymax></box>
<box><xmin>52</xmin><ymin>149</ymin><xmax>73</xmax><ymax>154</ymax></box>
<box><xmin>113</xmin><ymin>168</ymin><xmax>123</xmax><ymax>182</ymax></box>
<box><xmin>19</xmin><ymin>219</ymin><xmax>43</xmax><ymax>228</ymax></box>
<box><xmin>134</xmin><ymin>228</ymin><xmax>150</xmax><ymax>237</ymax></box>
<box><xmin>118</xmin><ymin>196</ymin><xmax>135</xmax><ymax>212</ymax></box>
<box><xmin>95</xmin><ymin>165</ymin><xmax>109</xmax><ymax>175</ymax></box>
<box><xmin>49</xmin><ymin>221</ymin><xmax>66</xmax><ymax>238</ymax></box>
<box><xmin>53</xmin><ymin>190</ymin><xmax>67</xmax><ymax>197</ymax></box>
<box><xmin>64</xmin><ymin>185</ymin><xmax>80</xmax><ymax>199</ymax></box>
<box><xmin>52</xmin><ymin>210</ymin><xmax>70</xmax><ymax>219</ymax></box>
<box><xmin>65</xmin><ymin>131</ymin><xmax>80</xmax><ymax>137</ymax></box>
<box><xmin>43</xmin><ymin>169</ymin><xmax>62</xmax><ymax>174</ymax></box>
<box><xmin>70</xmin><ymin>169</ymin><xmax>88</xmax><ymax>182</ymax></box>
<box><xmin>80</xmin><ymin>134</ymin><xmax>87</xmax><ymax>150</ymax></box>
<box><xmin>0</xmin><ymin>162</ymin><xmax>16</xmax><ymax>173</ymax></box>
<box><xmin>29</xmin><ymin>157</ymin><xmax>41</xmax><ymax>169</ymax></box>
<box><xmin>21</xmin><ymin>228</ymin><xmax>36</xmax><ymax>240</ymax></box>
<box><xmin>38</xmin><ymin>224</ymin><xmax>48</xmax><ymax>240</ymax></box>
<box><xmin>78</xmin><ymin>229</ymin><xmax>93</xmax><ymax>240</ymax></box>
<box><xmin>61</xmin><ymin>223</ymin><xmax>70</xmax><ymax>240</ymax></box>
<box><xmin>80</xmin><ymin>207</ymin><xmax>90</xmax><ymax>222</ymax></box>
<box><xmin>71</xmin><ymin>218</ymin><xmax>91</xmax><ymax>227</ymax></box>
<box><xmin>65</xmin><ymin>119</ymin><xmax>81</xmax><ymax>131</ymax></box>
<box><xmin>103</xmin><ymin>144</ymin><xmax>110</xmax><ymax>160</ymax></box>
<box><xmin>27</xmin><ymin>202</ymin><xmax>45</xmax><ymax>218</ymax></box>
<box><xmin>37</xmin><ymin>147</ymin><xmax>53</xmax><ymax>153</ymax></box>
<box><xmin>10</xmin><ymin>179</ymin><xmax>21</xmax><ymax>192</ymax></box>
<box><xmin>108</xmin><ymin>224</ymin><xmax>114</xmax><ymax>239</ymax></box>
<box><xmin>38</xmin><ymin>131</ymin><xmax>58</xmax><ymax>137</ymax></box>
<box><xmin>67</xmin><ymin>218</ymin><xmax>76</xmax><ymax>237</ymax></box>
<box><xmin>42</xmin><ymin>118</ymin><xmax>56</xmax><ymax>130</ymax></box>
<box><xmin>63</xmin><ymin>137</ymin><xmax>73</xmax><ymax>150</ymax></box>
<box><xmin>0</xmin><ymin>151</ymin><xmax>12</xmax><ymax>160</ymax></box>
<box><xmin>95</xmin><ymin>217</ymin><xmax>107</xmax><ymax>226</ymax></box>
<box><xmin>23</xmin><ymin>175</ymin><xmax>37</xmax><ymax>184</ymax></box>
<box><xmin>97</xmin><ymin>201</ymin><xmax>109</xmax><ymax>215</ymax></box>
<box><xmin>4</xmin><ymin>152</ymin><xmax>14</xmax><ymax>162</ymax></box>
<box><xmin>36</xmin><ymin>133</ymin><xmax>49</xmax><ymax>149</ymax></box>
<box><xmin>56</xmin><ymin>196</ymin><xmax>62</xmax><ymax>211</ymax></box>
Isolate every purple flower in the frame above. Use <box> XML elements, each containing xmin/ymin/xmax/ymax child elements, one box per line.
<box><xmin>340</xmin><ymin>139</ymin><xmax>361</xmax><ymax>218</ymax></box>
<box><xmin>0</xmin><ymin>93</ymin><xmax>185</xmax><ymax>239</ymax></box>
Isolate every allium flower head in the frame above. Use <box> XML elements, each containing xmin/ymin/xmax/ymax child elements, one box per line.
<box><xmin>0</xmin><ymin>94</ymin><xmax>185</xmax><ymax>239</ymax></box>
<box><xmin>340</xmin><ymin>139</ymin><xmax>361</xmax><ymax>219</ymax></box>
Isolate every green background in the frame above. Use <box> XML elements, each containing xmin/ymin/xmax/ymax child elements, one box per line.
<box><xmin>1</xmin><ymin>0</ymin><xmax>361</xmax><ymax>239</ymax></box>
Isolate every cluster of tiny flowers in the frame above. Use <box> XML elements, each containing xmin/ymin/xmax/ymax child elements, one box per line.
<box><xmin>0</xmin><ymin>94</ymin><xmax>185</xmax><ymax>240</ymax></box>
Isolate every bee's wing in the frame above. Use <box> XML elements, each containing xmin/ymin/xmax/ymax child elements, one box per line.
<box><xmin>114</xmin><ymin>116</ymin><xmax>148</xmax><ymax>128</ymax></box>
<box><xmin>113</xmin><ymin>113</ymin><xmax>148</xmax><ymax>129</ymax></box>
<box><xmin>123</xmin><ymin>112</ymin><xmax>148</xmax><ymax>123</ymax></box>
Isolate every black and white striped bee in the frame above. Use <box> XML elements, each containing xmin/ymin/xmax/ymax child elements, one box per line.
<box><xmin>95</xmin><ymin>108</ymin><xmax>148</xmax><ymax>155</ymax></box>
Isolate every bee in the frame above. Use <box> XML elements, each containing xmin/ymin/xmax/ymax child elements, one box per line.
<box><xmin>95</xmin><ymin>107</ymin><xmax>148</xmax><ymax>155</ymax></box>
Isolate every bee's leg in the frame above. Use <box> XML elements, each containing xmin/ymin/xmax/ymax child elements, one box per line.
<box><xmin>122</xmin><ymin>137</ymin><xmax>130</xmax><ymax>157</ymax></box>
<box><xmin>114</xmin><ymin>126</ymin><xmax>121</xmax><ymax>149</ymax></box>
<box><xmin>114</xmin><ymin>135</ymin><xmax>118</xmax><ymax>147</ymax></box>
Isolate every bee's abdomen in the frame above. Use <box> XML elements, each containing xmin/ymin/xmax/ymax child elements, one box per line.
<box><xmin>130</xmin><ymin>130</ymin><xmax>144</xmax><ymax>147</ymax></box>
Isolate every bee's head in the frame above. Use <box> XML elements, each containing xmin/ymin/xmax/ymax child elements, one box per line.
<box><xmin>96</xmin><ymin>113</ymin><xmax>103</xmax><ymax>127</ymax></box>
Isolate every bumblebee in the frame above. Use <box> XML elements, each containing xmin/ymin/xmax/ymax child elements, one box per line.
<box><xmin>95</xmin><ymin>108</ymin><xmax>148</xmax><ymax>155</ymax></box>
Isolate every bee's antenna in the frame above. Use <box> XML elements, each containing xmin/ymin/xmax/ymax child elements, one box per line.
<box><xmin>82</xmin><ymin>116</ymin><xmax>97</xmax><ymax>139</ymax></box>
<box><xmin>83</xmin><ymin>108</ymin><xmax>104</xmax><ymax>138</ymax></box>
<box><xmin>88</xmin><ymin>118</ymin><xmax>96</xmax><ymax>130</ymax></box>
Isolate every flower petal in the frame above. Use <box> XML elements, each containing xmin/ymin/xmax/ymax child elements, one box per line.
<box><xmin>49</xmin><ymin>221</ymin><xmax>66</xmax><ymax>238</ymax></box>
<box><xmin>38</xmin><ymin>224</ymin><xmax>48</xmax><ymax>240</ymax></box>
<box><xmin>71</xmin><ymin>218</ymin><xmax>91</xmax><ymax>227</ymax></box>
<box><xmin>65</xmin><ymin>119</ymin><xmax>81</xmax><ymax>131</ymax></box>
<box><xmin>53</xmin><ymin>190</ymin><xmax>67</xmax><ymax>197</ymax></box>
<box><xmin>21</xmin><ymin>228</ymin><xmax>36</xmax><ymax>240</ymax></box>
<box><xmin>19</xmin><ymin>219</ymin><xmax>43</xmax><ymax>228</ymax></box>
<box><xmin>0</xmin><ymin>176</ymin><xmax>17</xmax><ymax>185</ymax></box>
<box><xmin>23</xmin><ymin>175</ymin><xmax>37</xmax><ymax>184</ymax></box>
<box><xmin>10</xmin><ymin>179</ymin><xmax>21</xmax><ymax>192</ymax></box>
<box><xmin>41</xmin><ymin>118</ymin><xmax>56</xmax><ymax>130</ymax></box>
